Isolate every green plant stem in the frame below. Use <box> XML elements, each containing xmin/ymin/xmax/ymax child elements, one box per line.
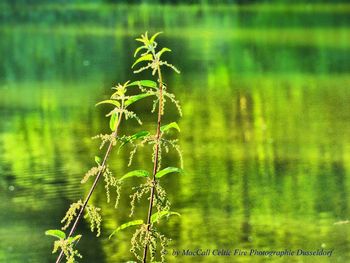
<box><xmin>142</xmin><ymin>64</ymin><xmax>164</xmax><ymax>263</ymax></box>
<box><xmin>55</xmin><ymin>106</ymin><xmax>124</xmax><ymax>263</ymax></box>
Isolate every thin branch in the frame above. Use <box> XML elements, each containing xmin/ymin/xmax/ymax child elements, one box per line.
<box><xmin>142</xmin><ymin>52</ymin><xmax>164</xmax><ymax>263</ymax></box>
<box><xmin>55</xmin><ymin>105</ymin><xmax>124</xmax><ymax>263</ymax></box>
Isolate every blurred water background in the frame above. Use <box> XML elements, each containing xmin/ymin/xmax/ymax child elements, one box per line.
<box><xmin>0</xmin><ymin>1</ymin><xmax>350</xmax><ymax>262</ymax></box>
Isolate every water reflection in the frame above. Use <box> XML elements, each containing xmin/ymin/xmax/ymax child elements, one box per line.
<box><xmin>1</xmin><ymin>3</ymin><xmax>350</xmax><ymax>263</ymax></box>
<box><xmin>2</xmin><ymin>78</ymin><xmax>350</xmax><ymax>262</ymax></box>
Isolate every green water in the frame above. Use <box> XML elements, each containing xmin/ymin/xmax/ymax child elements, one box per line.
<box><xmin>1</xmin><ymin>3</ymin><xmax>350</xmax><ymax>263</ymax></box>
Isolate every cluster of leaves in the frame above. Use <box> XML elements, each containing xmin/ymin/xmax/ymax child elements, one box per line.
<box><xmin>109</xmin><ymin>211</ymin><xmax>180</xmax><ymax>262</ymax></box>
<box><xmin>46</xmin><ymin>80</ymin><xmax>158</xmax><ymax>262</ymax></box>
<box><xmin>108</xmin><ymin>32</ymin><xmax>183</xmax><ymax>263</ymax></box>
<box><xmin>132</xmin><ymin>32</ymin><xmax>180</xmax><ymax>76</ymax></box>
<box><xmin>124</xmin><ymin>122</ymin><xmax>183</xmax><ymax>170</ymax></box>
<box><xmin>45</xmin><ymin>230</ymin><xmax>82</xmax><ymax>263</ymax></box>
<box><xmin>46</xmin><ymin>32</ymin><xmax>182</xmax><ymax>263</ymax></box>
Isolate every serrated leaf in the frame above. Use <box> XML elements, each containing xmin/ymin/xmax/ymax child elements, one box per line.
<box><xmin>45</xmin><ymin>229</ymin><xmax>66</xmax><ymax>239</ymax></box>
<box><xmin>157</xmin><ymin>47</ymin><xmax>171</xmax><ymax>58</ymax></box>
<box><xmin>155</xmin><ymin>167</ymin><xmax>182</xmax><ymax>179</ymax></box>
<box><xmin>67</xmin><ymin>235</ymin><xmax>82</xmax><ymax>244</ymax></box>
<box><xmin>109</xmin><ymin>220</ymin><xmax>144</xmax><ymax>239</ymax></box>
<box><xmin>160</xmin><ymin>122</ymin><xmax>180</xmax><ymax>133</ymax></box>
<box><xmin>150</xmin><ymin>32</ymin><xmax>163</xmax><ymax>43</ymax></box>
<box><xmin>125</xmin><ymin>93</ymin><xmax>154</xmax><ymax>107</ymax></box>
<box><xmin>110</xmin><ymin>112</ymin><xmax>118</xmax><ymax>131</ymax></box>
<box><xmin>134</xmin><ymin>46</ymin><xmax>147</xmax><ymax>57</ymax></box>
<box><xmin>127</xmin><ymin>80</ymin><xmax>157</xmax><ymax>89</ymax></box>
<box><xmin>132</xmin><ymin>54</ymin><xmax>153</xmax><ymax>68</ymax></box>
<box><xmin>151</xmin><ymin>211</ymin><xmax>180</xmax><ymax>224</ymax></box>
<box><xmin>120</xmin><ymin>170</ymin><xmax>150</xmax><ymax>181</ymax></box>
<box><xmin>96</xmin><ymin>100</ymin><xmax>120</xmax><ymax>108</ymax></box>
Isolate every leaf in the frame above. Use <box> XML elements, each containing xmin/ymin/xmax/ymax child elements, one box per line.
<box><xmin>132</xmin><ymin>54</ymin><xmax>153</xmax><ymax>68</ymax></box>
<box><xmin>109</xmin><ymin>112</ymin><xmax>118</xmax><ymax>131</ymax></box>
<box><xmin>96</xmin><ymin>100</ymin><xmax>120</xmax><ymax>108</ymax></box>
<box><xmin>157</xmin><ymin>48</ymin><xmax>171</xmax><ymax>58</ymax></box>
<box><xmin>45</xmin><ymin>229</ymin><xmax>66</xmax><ymax>239</ymax></box>
<box><xmin>151</xmin><ymin>211</ymin><xmax>180</xmax><ymax>224</ymax></box>
<box><xmin>150</xmin><ymin>32</ymin><xmax>163</xmax><ymax>44</ymax></box>
<box><xmin>127</xmin><ymin>80</ymin><xmax>157</xmax><ymax>89</ymax></box>
<box><xmin>160</xmin><ymin>122</ymin><xmax>180</xmax><ymax>133</ymax></box>
<box><xmin>119</xmin><ymin>170</ymin><xmax>150</xmax><ymax>181</ymax></box>
<box><xmin>135</xmin><ymin>31</ymin><xmax>148</xmax><ymax>44</ymax></box>
<box><xmin>155</xmin><ymin>167</ymin><xmax>182</xmax><ymax>179</ymax></box>
<box><xmin>94</xmin><ymin>156</ymin><xmax>101</xmax><ymax>165</ymax></box>
<box><xmin>134</xmin><ymin>46</ymin><xmax>147</xmax><ymax>57</ymax></box>
<box><xmin>109</xmin><ymin>220</ymin><xmax>144</xmax><ymax>239</ymax></box>
<box><xmin>130</xmin><ymin>130</ymin><xmax>150</xmax><ymax>140</ymax></box>
<box><xmin>120</xmin><ymin>130</ymin><xmax>150</xmax><ymax>148</ymax></box>
<box><xmin>125</xmin><ymin>93</ymin><xmax>154</xmax><ymax>107</ymax></box>
<box><xmin>67</xmin><ymin>235</ymin><xmax>82</xmax><ymax>244</ymax></box>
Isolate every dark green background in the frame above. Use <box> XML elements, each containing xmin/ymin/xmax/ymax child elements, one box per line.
<box><xmin>1</xmin><ymin>2</ymin><xmax>350</xmax><ymax>263</ymax></box>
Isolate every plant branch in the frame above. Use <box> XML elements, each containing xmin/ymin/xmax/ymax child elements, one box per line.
<box><xmin>142</xmin><ymin>59</ymin><xmax>164</xmax><ymax>263</ymax></box>
<box><xmin>55</xmin><ymin>108</ymin><xmax>124</xmax><ymax>263</ymax></box>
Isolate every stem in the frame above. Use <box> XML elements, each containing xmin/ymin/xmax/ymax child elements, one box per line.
<box><xmin>55</xmin><ymin>108</ymin><xmax>124</xmax><ymax>263</ymax></box>
<box><xmin>142</xmin><ymin>63</ymin><xmax>164</xmax><ymax>263</ymax></box>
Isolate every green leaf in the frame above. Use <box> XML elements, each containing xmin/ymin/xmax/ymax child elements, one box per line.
<box><xmin>134</xmin><ymin>46</ymin><xmax>147</xmax><ymax>57</ymax></box>
<box><xmin>120</xmin><ymin>170</ymin><xmax>150</xmax><ymax>181</ymax></box>
<box><xmin>125</xmin><ymin>93</ymin><xmax>154</xmax><ymax>107</ymax></box>
<box><xmin>109</xmin><ymin>112</ymin><xmax>118</xmax><ymax>131</ymax></box>
<box><xmin>155</xmin><ymin>167</ymin><xmax>182</xmax><ymax>179</ymax></box>
<box><xmin>109</xmin><ymin>220</ymin><xmax>144</xmax><ymax>239</ymax></box>
<box><xmin>96</xmin><ymin>99</ymin><xmax>120</xmax><ymax>108</ymax></box>
<box><xmin>67</xmin><ymin>235</ymin><xmax>82</xmax><ymax>244</ymax></box>
<box><xmin>157</xmin><ymin>47</ymin><xmax>171</xmax><ymax>58</ymax></box>
<box><xmin>135</xmin><ymin>31</ymin><xmax>149</xmax><ymax>44</ymax></box>
<box><xmin>127</xmin><ymin>80</ymin><xmax>157</xmax><ymax>89</ymax></box>
<box><xmin>160</xmin><ymin>122</ymin><xmax>180</xmax><ymax>133</ymax></box>
<box><xmin>45</xmin><ymin>229</ymin><xmax>66</xmax><ymax>239</ymax></box>
<box><xmin>130</xmin><ymin>130</ymin><xmax>150</xmax><ymax>140</ymax></box>
<box><xmin>150</xmin><ymin>32</ymin><xmax>163</xmax><ymax>43</ymax></box>
<box><xmin>132</xmin><ymin>54</ymin><xmax>153</xmax><ymax>68</ymax></box>
<box><xmin>94</xmin><ymin>156</ymin><xmax>101</xmax><ymax>165</ymax></box>
<box><xmin>151</xmin><ymin>211</ymin><xmax>180</xmax><ymax>224</ymax></box>
<box><xmin>120</xmin><ymin>131</ymin><xmax>150</xmax><ymax>148</ymax></box>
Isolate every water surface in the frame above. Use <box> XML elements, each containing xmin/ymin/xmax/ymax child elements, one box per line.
<box><xmin>0</xmin><ymin>4</ymin><xmax>350</xmax><ymax>263</ymax></box>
